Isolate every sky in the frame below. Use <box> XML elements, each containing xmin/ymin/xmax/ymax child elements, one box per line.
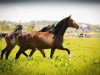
<box><xmin>0</xmin><ymin>0</ymin><xmax>100</xmax><ymax>24</ymax></box>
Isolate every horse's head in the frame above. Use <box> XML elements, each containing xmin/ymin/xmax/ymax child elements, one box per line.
<box><xmin>66</xmin><ymin>15</ymin><xmax>79</xmax><ymax>29</ymax></box>
<box><xmin>39</xmin><ymin>24</ymin><xmax>55</xmax><ymax>32</ymax></box>
<box><xmin>15</xmin><ymin>25</ymin><xmax>23</xmax><ymax>31</ymax></box>
<box><xmin>10</xmin><ymin>25</ymin><xmax>23</xmax><ymax>44</ymax></box>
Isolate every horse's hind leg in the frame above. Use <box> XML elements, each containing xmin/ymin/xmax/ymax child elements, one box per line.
<box><xmin>29</xmin><ymin>49</ymin><xmax>46</xmax><ymax>58</ymax></box>
<box><xmin>39</xmin><ymin>49</ymin><xmax>46</xmax><ymax>58</ymax></box>
<box><xmin>15</xmin><ymin>48</ymin><xmax>26</xmax><ymax>59</ymax></box>
<box><xmin>28</xmin><ymin>48</ymin><xmax>36</xmax><ymax>57</ymax></box>
<box><xmin>0</xmin><ymin>48</ymin><xmax>7</xmax><ymax>59</ymax></box>
<box><xmin>6</xmin><ymin>46</ymin><xmax>15</xmax><ymax>59</ymax></box>
<box><xmin>23</xmin><ymin>51</ymin><xmax>28</xmax><ymax>57</ymax></box>
<box><xmin>0</xmin><ymin>45</ymin><xmax>10</xmax><ymax>59</ymax></box>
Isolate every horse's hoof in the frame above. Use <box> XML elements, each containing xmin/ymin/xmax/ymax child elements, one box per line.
<box><xmin>49</xmin><ymin>57</ymin><xmax>52</xmax><ymax>60</ymax></box>
<box><xmin>68</xmin><ymin>54</ymin><xmax>71</xmax><ymax>61</ymax></box>
<box><xmin>27</xmin><ymin>56</ymin><xmax>30</xmax><ymax>59</ymax></box>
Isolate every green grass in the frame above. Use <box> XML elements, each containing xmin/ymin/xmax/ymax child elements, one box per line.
<box><xmin>0</xmin><ymin>38</ymin><xmax>100</xmax><ymax>75</ymax></box>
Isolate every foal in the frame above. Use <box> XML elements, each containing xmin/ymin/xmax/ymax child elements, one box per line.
<box><xmin>0</xmin><ymin>24</ymin><xmax>54</xmax><ymax>59</ymax></box>
<box><xmin>15</xmin><ymin>15</ymin><xmax>79</xmax><ymax>60</ymax></box>
<box><xmin>0</xmin><ymin>25</ymin><xmax>24</xmax><ymax>59</ymax></box>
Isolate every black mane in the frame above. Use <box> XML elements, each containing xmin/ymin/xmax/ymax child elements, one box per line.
<box><xmin>53</xmin><ymin>19</ymin><xmax>64</xmax><ymax>35</ymax></box>
<box><xmin>52</xmin><ymin>17</ymin><xmax>70</xmax><ymax>35</ymax></box>
<box><xmin>39</xmin><ymin>24</ymin><xmax>55</xmax><ymax>32</ymax></box>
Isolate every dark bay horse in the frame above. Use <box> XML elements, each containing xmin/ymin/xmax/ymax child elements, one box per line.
<box><xmin>15</xmin><ymin>15</ymin><xmax>79</xmax><ymax>60</ymax></box>
<box><xmin>0</xmin><ymin>24</ymin><xmax>54</xmax><ymax>59</ymax></box>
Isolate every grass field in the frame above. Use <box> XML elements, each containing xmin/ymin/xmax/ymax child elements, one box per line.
<box><xmin>0</xmin><ymin>38</ymin><xmax>100</xmax><ymax>75</ymax></box>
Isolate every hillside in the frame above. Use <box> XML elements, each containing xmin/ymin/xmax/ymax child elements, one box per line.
<box><xmin>0</xmin><ymin>20</ymin><xmax>100</xmax><ymax>38</ymax></box>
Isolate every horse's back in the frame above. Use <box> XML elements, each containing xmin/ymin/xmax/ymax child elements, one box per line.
<box><xmin>15</xmin><ymin>31</ymin><xmax>54</xmax><ymax>49</ymax></box>
<box><xmin>20</xmin><ymin>31</ymin><xmax>54</xmax><ymax>49</ymax></box>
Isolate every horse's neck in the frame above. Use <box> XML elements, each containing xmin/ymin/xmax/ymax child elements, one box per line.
<box><xmin>9</xmin><ymin>30</ymin><xmax>22</xmax><ymax>41</ymax></box>
<box><xmin>52</xmin><ymin>20</ymin><xmax>68</xmax><ymax>37</ymax></box>
<box><xmin>53</xmin><ymin>24</ymin><xmax>68</xmax><ymax>37</ymax></box>
<box><xmin>56</xmin><ymin>27</ymin><xmax>68</xmax><ymax>37</ymax></box>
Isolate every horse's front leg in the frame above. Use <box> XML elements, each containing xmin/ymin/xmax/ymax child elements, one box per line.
<box><xmin>50</xmin><ymin>47</ymin><xmax>56</xmax><ymax>59</ymax></box>
<box><xmin>57</xmin><ymin>46</ymin><xmax>71</xmax><ymax>61</ymax></box>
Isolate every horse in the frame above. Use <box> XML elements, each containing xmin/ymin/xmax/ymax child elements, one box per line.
<box><xmin>14</xmin><ymin>15</ymin><xmax>79</xmax><ymax>60</ymax></box>
<box><xmin>0</xmin><ymin>24</ymin><xmax>54</xmax><ymax>59</ymax></box>
<box><xmin>0</xmin><ymin>25</ymin><xmax>24</xmax><ymax>59</ymax></box>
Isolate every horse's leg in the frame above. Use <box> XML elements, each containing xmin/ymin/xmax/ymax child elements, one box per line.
<box><xmin>50</xmin><ymin>47</ymin><xmax>56</xmax><ymax>59</ymax></box>
<box><xmin>39</xmin><ymin>49</ymin><xmax>46</xmax><ymax>58</ymax></box>
<box><xmin>23</xmin><ymin>51</ymin><xmax>28</xmax><ymax>57</ymax></box>
<box><xmin>29</xmin><ymin>49</ymin><xmax>46</xmax><ymax>58</ymax></box>
<box><xmin>6</xmin><ymin>46</ymin><xmax>15</xmax><ymax>59</ymax></box>
<box><xmin>57</xmin><ymin>46</ymin><xmax>71</xmax><ymax>60</ymax></box>
<box><xmin>15</xmin><ymin>48</ymin><xmax>26</xmax><ymax>59</ymax></box>
<box><xmin>0</xmin><ymin>45</ymin><xmax>10</xmax><ymax>59</ymax></box>
<box><xmin>22</xmin><ymin>50</ymin><xmax>31</xmax><ymax>59</ymax></box>
<box><xmin>29</xmin><ymin>48</ymin><xmax>36</xmax><ymax>57</ymax></box>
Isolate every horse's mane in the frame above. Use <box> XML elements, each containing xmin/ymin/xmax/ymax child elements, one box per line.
<box><xmin>53</xmin><ymin>20</ymin><xmax>64</xmax><ymax>34</ymax></box>
<box><xmin>50</xmin><ymin>17</ymin><xmax>69</xmax><ymax>35</ymax></box>
<box><xmin>39</xmin><ymin>26</ymin><xmax>48</xmax><ymax>32</ymax></box>
<box><xmin>39</xmin><ymin>24</ymin><xmax>55</xmax><ymax>32</ymax></box>
<box><xmin>53</xmin><ymin>18</ymin><xmax>67</xmax><ymax>35</ymax></box>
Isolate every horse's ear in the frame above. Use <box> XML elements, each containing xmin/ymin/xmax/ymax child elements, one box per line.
<box><xmin>68</xmin><ymin>15</ymin><xmax>71</xmax><ymax>19</ymax></box>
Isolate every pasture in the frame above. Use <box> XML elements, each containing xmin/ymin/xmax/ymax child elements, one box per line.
<box><xmin>0</xmin><ymin>38</ymin><xmax>100</xmax><ymax>75</ymax></box>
